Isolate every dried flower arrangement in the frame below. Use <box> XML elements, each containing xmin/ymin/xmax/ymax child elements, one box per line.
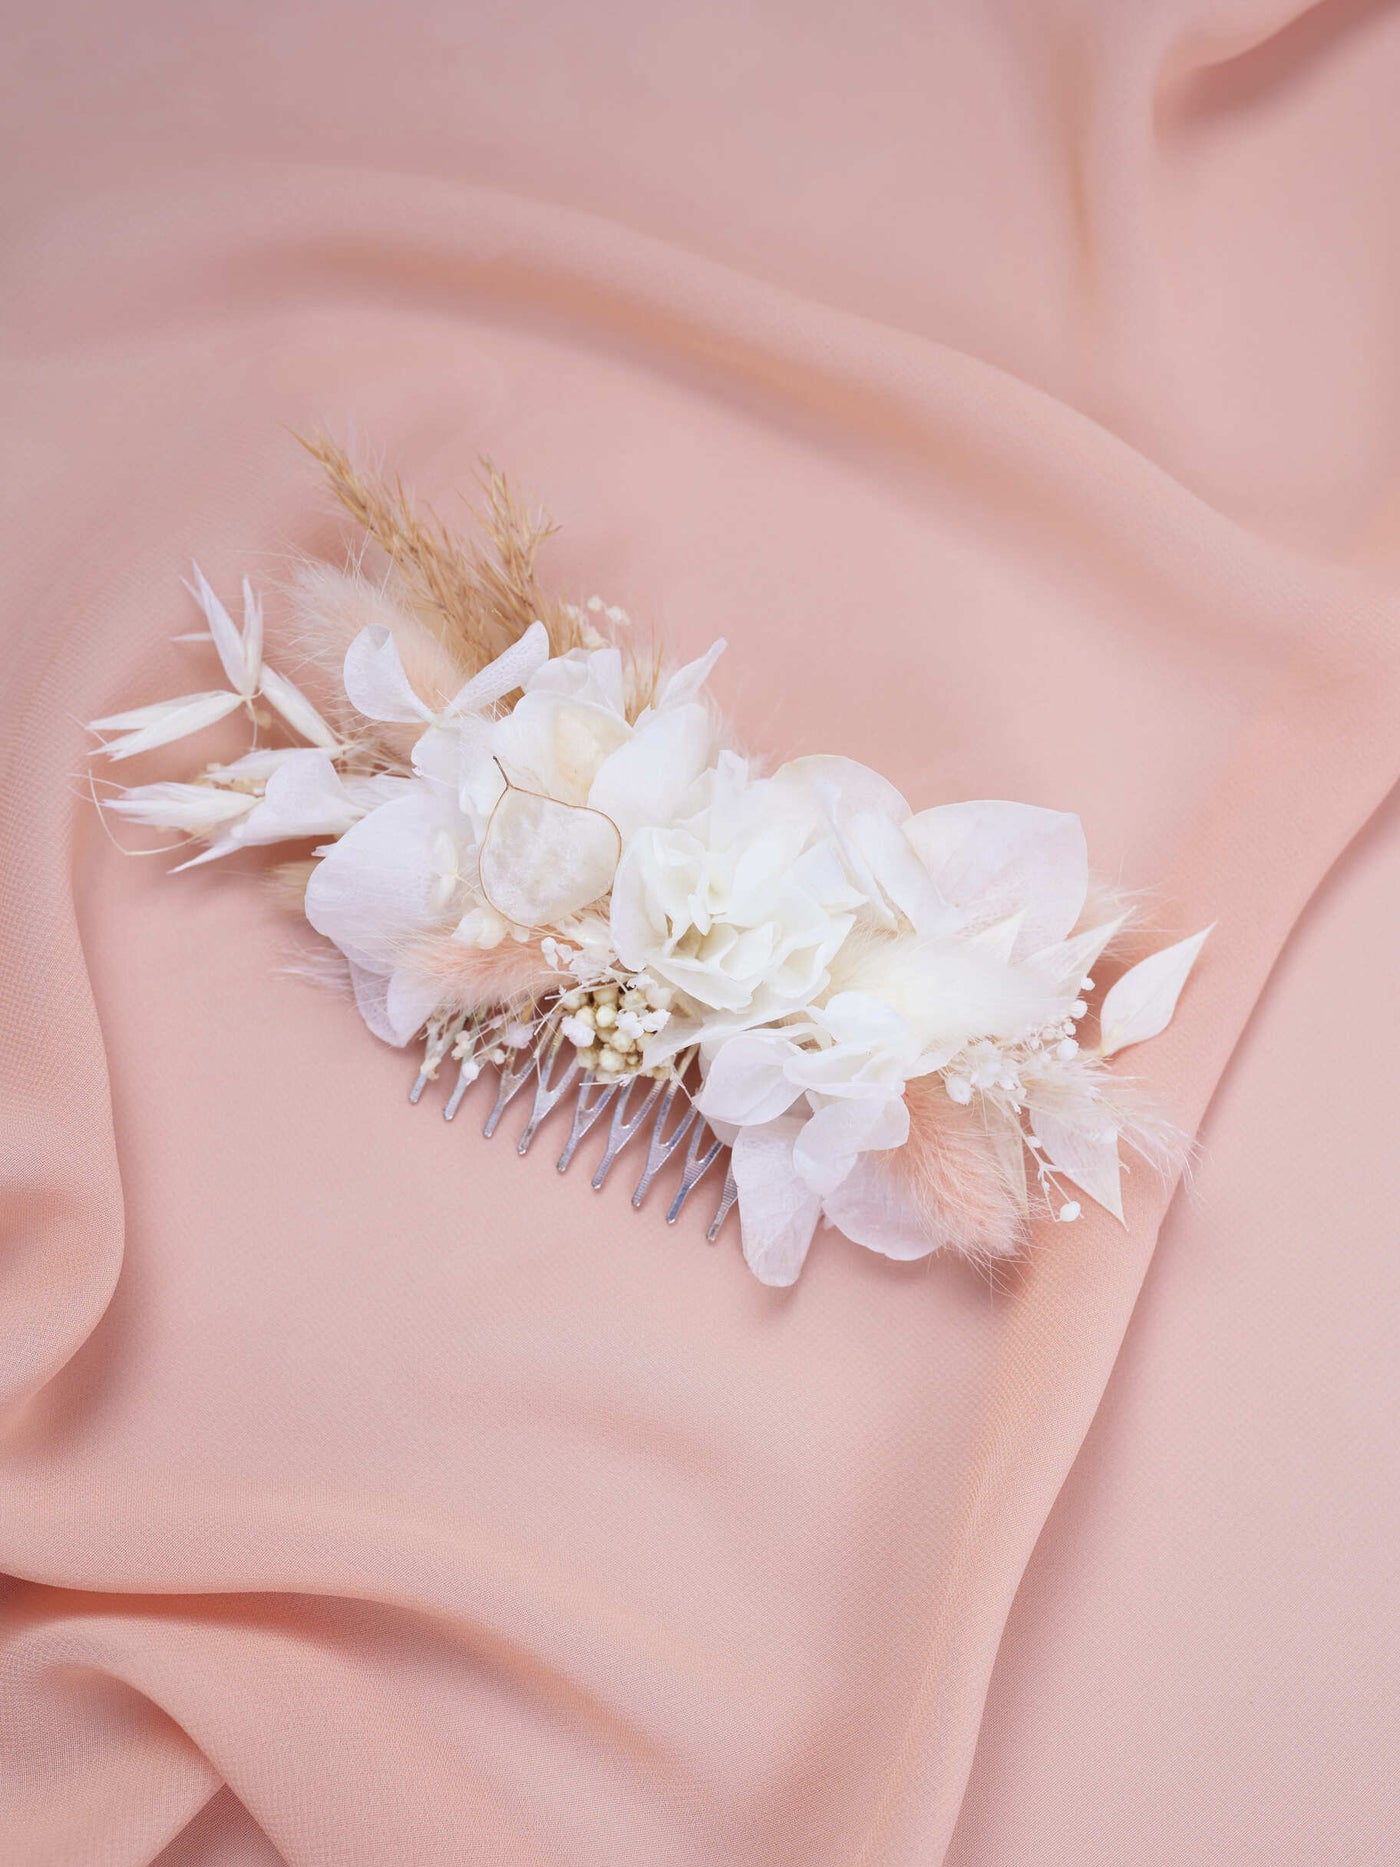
<box><xmin>89</xmin><ymin>439</ymin><xmax>1209</xmax><ymax>1286</ymax></box>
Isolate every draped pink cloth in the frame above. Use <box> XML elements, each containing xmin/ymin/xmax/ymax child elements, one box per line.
<box><xmin>3</xmin><ymin>3</ymin><xmax>1398</xmax><ymax>1861</ymax></box>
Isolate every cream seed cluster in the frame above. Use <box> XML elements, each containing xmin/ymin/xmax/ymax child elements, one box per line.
<box><xmin>559</xmin><ymin>978</ymin><xmax>675</xmax><ymax>1078</ymax></box>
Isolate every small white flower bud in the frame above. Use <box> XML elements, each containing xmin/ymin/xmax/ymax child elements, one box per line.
<box><xmin>1058</xmin><ymin>1201</ymin><xmax>1081</xmax><ymax>1222</ymax></box>
<box><xmin>1055</xmin><ymin>1038</ymin><xmax>1079</xmax><ymax>1061</ymax></box>
<box><xmin>945</xmin><ymin>1075</ymin><xmax>973</xmax><ymax>1105</ymax></box>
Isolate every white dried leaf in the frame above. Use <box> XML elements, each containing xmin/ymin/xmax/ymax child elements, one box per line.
<box><xmin>1031</xmin><ymin>1109</ymin><xmax>1124</xmax><ymax>1222</ymax></box>
<box><xmin>1098</xmin><ymin>927</ymin><xmax>1211</xmax><ymax>1056</ymax></box>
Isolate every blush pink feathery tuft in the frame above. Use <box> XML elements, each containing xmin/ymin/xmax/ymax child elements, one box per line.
<box><xmin>394</xmin><ymin>930</ymin><xmax>570</xmax><ymax>1019</ymax></box>
<box><xmin>892</xmin><ymin>1075</ymin><xmax>1027</xmax><ymax>1260</ymax></box>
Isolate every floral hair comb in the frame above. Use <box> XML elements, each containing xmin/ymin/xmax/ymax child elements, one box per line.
<box><xmin>89</xmin><ymin>439</ymin><xmax>1209</xmax><ymax>1286</ymax></box>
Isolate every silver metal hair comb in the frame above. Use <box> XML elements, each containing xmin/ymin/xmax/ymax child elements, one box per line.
<box><xmin>408</xmin><ymin>1011</ymin><xmax>738</xmax><ymax>1240</ymax></box>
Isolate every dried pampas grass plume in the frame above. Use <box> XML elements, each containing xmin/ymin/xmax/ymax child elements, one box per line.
<box><xmin>288</xmin><ymin>561</ymin><xmax>473</xmax><ymax>765</ymax></box>
<box><xmin>296</xmin><ymin>430</ymin><xmax>586</xmax><ymax>669</ymax></box>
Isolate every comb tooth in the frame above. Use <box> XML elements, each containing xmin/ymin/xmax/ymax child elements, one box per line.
<box><xmin>411</xmin><ymin>1012</ymin><xmax>467</xmax><ymax>1105</ymax></box>
<box><xmin>706</xmin><ymin>1164</ymin><xmax>739</xmax><ymax>1242</ymax></box>
<box><xmin>482</xmin><ymin>1046</ymin><xmax>537</xmax><ymax>1138</ymax></box>
<box><xmin>516</xmin><ymin>1037</ymin><xmax>582</xmax><ymax>1155</ymax></box>
<box><xmin>443</xmin><ymin>1055</ymin><xmax>480</xmax><ymax>1122</ymax></box>
<box><xmin>591</xmin><ymin>1073</ymin><xmax>667</xmax><ymax>1190</ymax></box>
<box><xmin>557</xmin><ymin>1076</ymin><xmax>619</xmax><ymax>1173</ymax></box>
<box><xmin>665</xmin><ymin>1120</ymin><xmax>727</xmax><ymax>1224</ymax></box>
<box><xmin>631</xmin><ymin>1078</ymin><xmax>697</xmax><ymax>1210</ymax></box>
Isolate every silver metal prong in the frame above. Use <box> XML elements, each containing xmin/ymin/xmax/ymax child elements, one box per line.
<box><xmin>666</xmin><ymin>1119</ymin><xmax>726</xmax><ymax>1224</ymax></box>
<box><xmin>444</xmin><ymin>1059</ymin><xmax>479</xmax><ymax>1122</ymax></box>
<box><xmin>557</xmin><ymin>1076</ymin><xmax>618</xmax><ymax>1172</ymax></box>
<box><xmin>408</xmin><ymin>1071</ymin><xmax>430</xmax><ymax>1105</ymax></box>
<box><xmin>706</xmin><ymin>1165</ymin><xmax>739</xmax><ymax>1242</ymax></box>
<box><xmin>632</xmin><ymin>1078</ymin><xmax>697</xmax><ymax>1209</ymax></box>
<box><xmin>592</xmin><ymin>1073</ymin><xmax>667</xmax><ymax>1190</ymax></box>
<box><xmin>516</xmin><ymin>1035</ymin><xmax>581</xmax><ymax>1155</ymax></box>
<box><xmin>482</xmin><ymin>1044</ymin><xmax>537</xmax><ymax>1138</ymax></box>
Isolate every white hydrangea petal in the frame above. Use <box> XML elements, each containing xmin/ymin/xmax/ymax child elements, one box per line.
<box><xmin>587</xmin><ymin>703</ymin><xmax>713</xmax><ymax>842</ymax></box>
<box><xmin>525</xmin><ymin>644</ymin><xmax>626</xmax><ymax>712</ymax></box>
<box><xmin>655</xmin><ymin>637</ymin><xmax>725</xmax><ymax>708</ymax></box>
<box><xmin>342</xmin><ymin>625</ymin><xmax>433</xmax><ymax>724</ymax></box>
<box><xmin>236</xmin><ymin>750</ymin><xmax>362</xmax><ymax>847</ymax></box>
<box><xmin>1030</xmin><ymin>1108</ymin><xmax>1124</xmax><ymax>1222</ymax></box>
<box><xmin>90</xmin><ymin>690</ymin><xmax>245</xmax><ymax>760</ymax></box>
<box><xmin>346</xmin><ymin>962</ymin><xmax>398</xmax><ymax>1045</ymax></box>
<box><xmin>694</xmin><ymin>1030</ymin><xmax>804</xmax><ymax>1127</ymax></box>
<box><xmin>259</xmin><ymin>664</ymin><xmax>339</xmax><ymax>749</ymax></box>
<box><xmin>731</xmin><ymin>1117</ymin><xmax>824</xmax><ymax>1288</ymax></box>
<box><xmin>383</xmin><ymin>969</ymin><xmax>441</xmax><ymax>1047</ymax></box>
<box><xmin>774</xmin><ymin>754</ymin><xmax>910</xmax><ymax>823</ymax></box>
<box><xmin>446</xmin><ymin>619</ymin><xmax>551</xmax><ymax>715</ymax></box>
<box><xmin>1098</xmin><ymin>928</ymin><xmax>1212</xmax><ymax>1056</ymax></box>
<box><xmin>904</xmin><ymin>800</ymin><xmax>1088</xmax><ymax>956</ymax></box>
<box><xmin>304</xmin><ymin>788</ymin><xmax>460</xmax><ymax>967</ymax></box>
<box><xmin>478</xmin><ymin>786</ymin><xmax>621</xmax><ymax>928</ymax></box>
<box><xmin>820</xmin><ymin>1156</ymin><xmax>941</xmax><ymax>1261</ymax></box>
<box><xmin>793</xmin><ymin>1094</ymin><xmax>909</xmax><ymax>1198</ymax></box>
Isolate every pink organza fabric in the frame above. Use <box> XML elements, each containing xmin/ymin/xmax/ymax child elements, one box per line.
<box><xmin>2</xmin><ymin>3</ymin><xmax>1398</xmax><ymax>1862</ymax></box>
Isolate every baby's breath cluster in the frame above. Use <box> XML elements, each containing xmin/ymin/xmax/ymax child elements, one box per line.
<box><xmin>559</xmin><ymin>977</ymin><xmax>672</xmax><ymax>1079</ymax></box>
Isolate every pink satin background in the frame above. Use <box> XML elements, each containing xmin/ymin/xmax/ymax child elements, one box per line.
<box><xmin>2</xmin><ymin>3</ymin><xmax>1398</xmax><ymax>1862</ymax></box>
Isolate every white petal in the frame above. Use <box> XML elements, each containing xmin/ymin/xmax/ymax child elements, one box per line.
<box><xmin>655</xmin><ymin>637</ymin><xmax>725</xmax><ymax>708</ymax></box>
<box><xmin>342</xmin><ymin>626</ymin><xmax>433</xmax><ymax>724</ymax></box>
<box><xmin>774</xmin><ymin>754</ymin><xmax>910</xmax><ymax>824</ymax></box>
<box><xmin>90</xmin><ymin>689</ymin><xmax>244</xmax><ymax>760</ymax></box>
<box><xmin>842</xmin><ymin>809</ymin><xmax>953</xmax><ymax>934</ymax></box>
<box><xmin>587</xmin><ymin>703</ymin><xmax>713</xmax><ymax>841</ymax></box>
<box><xmin>730</xmin><ymin>1117</ymin><xmax>824</xmax><ymax>1288</ymax></box>
<box><xmin>446</xmin><ymin>620</ymin><xmax>551</xmax><ymax>714</ymax></box>
<box><xmin>1030</xmin><ymin>1108</ymin><xmax>1124</xmax><ymax>1221</ymax></box>
<box><xmin>185</xmin><ymin>564</ymin><xmax>255</xmax><ymax>696</ymax></box>
<box><xmin>904</xmin><ymin>801</ymin><xmax>1088</xmax><ymax>956</ymax></box>
<box><xmin>345</xmin><ymin>959</ymin><xmax>440</xmax><ymax>1046</ymax></box>
<box><xmin>259</xmin><ymin>665</ymin><xmax>339</xmax><ymax>749</ymax></box>
<box><xmin>694</xmin><ymin>1030</ymin><xmax>804</xmax><ymax>1127</ymax></box>
<box><xmin>304</xmin><ymin>787</ymin><xmax>459</xmax><ymax>966</ymax></box>
<box><xmin>1098</xmin><ymin>927</ymin><xmax>1211</xmax><ymax>1056</ymax></box>
<box><xmin>792</xmin><ymin>1094</ymin><xmax>909</xmax><ymax>1198</ymax></box>
<box><xmin>820</xmin><ymin>1156</ymin><xmax>941</xmax><ymax>1261</ymax></box>
<box><xmin>237</xmin><ymin>750</ymin><xmax>362</xmax><ymax>846</ymax></box>
<box><xmin>478</xmin><ymin>785</ymin><xmax>620</xmax><ymax>928</ymax></box>
<box><xmin>383</xmin><ymin>969</ymin><xmax>441</xmax><ymax>1046</ymax></box>
<box><xmin>1028</xmin><ymin>916</ymin><xmax>1126</xmax><ymax>996</ymax></box>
